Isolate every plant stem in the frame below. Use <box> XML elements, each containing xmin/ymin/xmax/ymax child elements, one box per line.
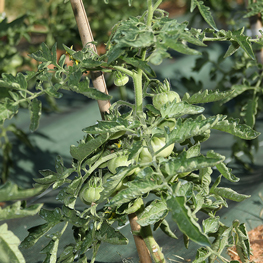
<box><xmin>141</xmin><ymin>224</ymin><xmax>166</xmax><ymax>263</ymax></box>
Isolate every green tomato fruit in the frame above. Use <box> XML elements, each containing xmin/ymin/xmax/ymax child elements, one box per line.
<box><xmin>153</xmin><ymin>91</ymin><xmax>181</xmax><ymax>110</ymax></box>
<box><xmin>108</xmin><ymin>155</ymin><xmax>133</xmax><ymax>174</ymax></box>
<box><xmin>139</xmin><ymin>137</ymin><xmax>174</xmax><ymax>163</ymax></box>
<box><xmin>80</xmin><ymin>186</ymin><xmax>101</xmax><ymax>205</ymax></box>
<box><xmin>114</xmin><ymin>72</ymin><xmax>129</xmax><ymax>86</ymax></box>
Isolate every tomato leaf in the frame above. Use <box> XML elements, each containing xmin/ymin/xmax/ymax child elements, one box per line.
<box><xmin>0</xmin><ymin>181</ymin><xmax>46</xmax><ymax>202</ymax></box>
<box><xmin>70</xmin><ymin>134</ymin><xmax>110</xmax><ymax>162</ymax></box>
<box><xmin>107</xmin><ymin>167</ymin><xmax>163</xmax><ymax>208</ymax></box>
<box><xmin>160</xmin><ymin>101</ymin><xmax>204</xmax><ymax>118</ymax></box>
<box><xmin>191</xmin><ymin>0</ymin><xmax>218</xmax><ymax>31</ymax></box>
<box><xmin>29</xmin><ymin>98</ymin><xmax>42</xmax><ymax>132</ymax></box>
<box><xmin>20</xmin><ymin>222</ymin><xmax>57</xmax><ymax>249</ymax></box>
<box><xmin>232</xmin><ymin>29</ymin><xmax>255</xmax><ymax>60</ymax></box>
<box><xmin>220</xmin><ymin>84</ymin><xmax>256</xmax><ymax>104</ymax></box>
<box><xmin>161</xmin><ymin>152</ymin><xmax>224</xmax><ymax>176</ymax></box>
<box><xmin>0</xmin><ymin>224</ymin><xmax>26</xmax><ymax>263</ymax></box>
<box><xmin>137</xmin><ymin>199</ymin><xmax>168</xmax><ymax>227</ymax></box>
<box><xmin>212</xmin><ymin>187</ymin><xmax>250</xmax><ymax>202</ymax></box>
<box><xmin>96</xmin><ymin>221</ymin><xmax>128</xmax><ymax>245</ymax></box>
<box><xmin>165</xmin><ymin>115</ymin><xmax>220</xmax><ymax>145</ymax></box>
<box><xmin>167</xmin><ymin>195</ymin><xmax>210</xmax><ymax>246</ymax></box>
<box><xmin>182</xmin><ymin>89</ymin><xmax>234</xmax><ymax>104</ymax></box>
<box><xmin>240</xmin><ymin>98</ymin><xmax>258</xmax><ymax>128</ymax></box>
<box><xmin>212</xmin><ymin>117</ymin><xmax>261</xmax><ymax>139</ymax></box>
<box><xmin>0</xmin><ymin>201</ymin><xmax>43</xmax><ymax>221</ymax></box>
<box><xmin>206</xmin><ymin>151</ymin><xmax>239</xmax><ymax>183</ymax></box>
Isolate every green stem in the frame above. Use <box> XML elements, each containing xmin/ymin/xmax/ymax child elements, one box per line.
<box><xmin>13</xmin><ymin>90</ymin><xmax>45</xmax><ymax>106</ymax></box>
<box><xmin>136</xmin><ymin>203</ymin><xmax>166</xmax><ymax>263</ymax></box>
<box><xmin>133</xmin><ymin>0</ymin><xmax>156</xmax><ymax>116</ymax></box>
<box><xmin>141</xmin><ymin>225</ymin><xmax>166</xmax><ymax>263</ymax></box>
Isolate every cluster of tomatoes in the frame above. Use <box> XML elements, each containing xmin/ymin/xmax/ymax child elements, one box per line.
<box><xmin>79</xmin><ymin>79</ymin><xmax>181</xmax><ymax>206</ymax></box>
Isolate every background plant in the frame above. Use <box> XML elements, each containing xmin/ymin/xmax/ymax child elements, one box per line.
<box><xmin>0</xmin><ymin>0</ymin><xmax>262</xmax><ymax>262</ymax></box>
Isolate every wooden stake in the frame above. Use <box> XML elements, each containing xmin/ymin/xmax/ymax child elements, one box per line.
<box><xmin>0</xmin><ymin>0</ymin><xmax>5</xmax><ymax>14</ymax></box>
<box><xmin>69</xmin><ymin>1</ymin><xmax>152</xmax><ymax>262</ymax></box>
<box><xmin>69</xmin><ymin>0</ymin><xmax>110</xmax><ymax>119</ymax></box>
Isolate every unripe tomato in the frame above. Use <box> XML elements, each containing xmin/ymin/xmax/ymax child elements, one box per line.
<box><xmin>153</xmin><ymin>91</ymin><xmax>181</xmax><ymax>110</ymax></box>
<box><xmin>79</xmin><ymin>186</ymin><xmax>101</xmax><ymax>205</ymax></box>
<box><xmin>114</xmin><ymin>72</ymin><xmax>129</xmax><ymax>86</ymax></box>
<box><xmin>139</xmin><ymin>137</ymin><xmax>174</xmax><ymax>163</ymax></box>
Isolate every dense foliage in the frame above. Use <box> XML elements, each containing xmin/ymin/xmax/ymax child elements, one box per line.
<box><xmin>0</xmin><ymin>0</ymin><xmax>262</xmax><ymax>262</ymax></box>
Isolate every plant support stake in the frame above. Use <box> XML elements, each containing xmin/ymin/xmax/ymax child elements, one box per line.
<box><xmin>70</xmin><ymin>0</ymin><xmax>111</xmax><ymax>119</ymax></box>
<box><xmin>69</xmin><ymin>1</ymin><xmax>152</xmax><ymax>262</ymax></box>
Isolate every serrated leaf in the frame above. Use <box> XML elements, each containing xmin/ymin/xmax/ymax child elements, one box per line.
<box><xmin>182</xmin><ymin>90</ymin><xmax>234</xmax><ymax>104</ymax></box>
<box><xmin>82</xmin><ymin>121</ymin><xmax>127</xmax><ymax>134</ymax></box>
<box><xmin>137</xmin><ymin>200</ymin><xmax>168</xmax><ymax>226</ymax></box>
<box><xmin>70</xmin><ymin>78</ymin><xmax>112</xmax><ymax>100</ymax></box>
<box><xmin>29</xmin><ymin>98</ymin><xmax>42</xmax><ymax>132</ymax></box>
<box><xmin>121</xmin><ymin>56</ymin><xmax>155</xmax><ymax>77</ymax></box>
<box><xmin>99</xmin><ymin>168</ymin><xmax>131</xmax><ymax>202</ymax></box>
<box><xmin>39</xmin><ymin>208</ymin><xmax>63</xmax><ymax>223</ymax></box>
<box><xmin>234</xmin><ymin>223</ymin><xmax>251</xmax><ymax>261</ymax></box>
<box><xmin>58</xmin><ymin>245</ymin><xmax>74</xmax><ymax>263</ymax></box>
<box><xmin>107</xmin><ymin>167</ymin><xmax>162</xmax><ymax>207</ymax></box>
<box><xmin>167</xmin><ymin>195</ymin><xmax>210</xmax><ymax>246</ymax></box>
<box><xmin>213</xmin><ymin>187</ymin><xmax>250</xmax><ymax>202</ymax></box>
<box><xmin>206</xmin><ymin>151</ymin><xmax>239</xmax><ymax>182</ymax></box>
<box><xmin>20</xmin><ymin>222</ymin><xmax>56</xmax><ymax>249</ymax></box>
<box><xmin>221</xmin><ymin>84</ymin><xmax>255</xmax><ymax>104</ymax></box>
<box><xmin>159</xmin><ymin>219</ymin><xmax>178</xmax><ymax>239</ymax></box>
<box><xmin>0</xmin><ymin>224</ymin><xmax>26</xmax><ymax>263</ymax></box>
<box><xmin>166</xmin><ymin>115</ymin><xmax>220</xmax><ymax>145</ymax></box>
<box><xmin>240</xmin><ymin>98</ymin><xmax>258</xmax><ymax>128</ymax></box>
<box><xmin>80</xmin><ymin>230</ymin><xmax>94</xmax><ymax>255</ymax></box>
<box><xmin>62</xmin><ymin>206</ymin><xmax>87</xmax><ymax>227</ymax></box>
<box><xmin>0</xmin><ymin>181</ymin><xmax>47</xmax><ymax>202</ymax></box>
<box><xmin>212</xmin><ymin>117</ymin><xmax>260</xmax><ymax>139</ymax></box>
<box><xmin>70</xmin><ymin>134</ymin><xmax>109</xmax><ymax>162</ymax></box>
<box><xmin>209</xmin><ymin>225</ymin><xmax>232</xmax><ymax>262</ymax></box>
<box><xmin>193</xmin><ymin>0</ymin><xmax>218</xmax><ymax>31</ymax></box>
<box><xmin>97</xmin><ymin>221</ymin><xmax>128</xmax><ymax>245</ymax></box>
<box><xmin>160</xmin><ymin>101</ymin><xmax>204</xmax><ymax>118</ymax></box>
<box><xmin>224</xmin><ymin>41</ymin><xmax>240</xmax><ymax>58</ymax></box>
<box><xmin>192</xmin><ymin>247</ymin><xmax>211</xmax><ymax>263</ymax></box>
<box><xmin>0</xmin><ymin>98</ymin><xmax>19</xmax><ymax>122</ymax></box>
<box><xmin>161</xmin><ymin>152</ymin><xmax>223</xmax><ymax>176</ymax></box>
<box><xmin>164</xmin><ymin>39</ymin><xmax>201</xmax><ymax>55</ymax></box>
<box><xmin>244</xmin><ymin>2</ymin><xmax>263</xmax><ymax>18</ymax></box>
<box><xmin>0</xmin><ymin>201</ymin><xmax>43</xmax><ymax>221</ymax></box>
<box><xmin>41</xmin><ymin>239</ymin><xmax>59</xmax><ymax>263</ymax></box>
<box><xmin>232</xmin><ymin>30</ymin><xmax>255</xmax><ymax>60</ymax></box>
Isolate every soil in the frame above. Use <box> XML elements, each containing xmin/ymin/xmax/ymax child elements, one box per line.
<box><xmin>228</xmin><ymin>225</ymin><xmax>263</xmax><ymax>263</ymax></box>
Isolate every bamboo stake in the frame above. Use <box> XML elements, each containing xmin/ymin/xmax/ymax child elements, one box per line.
<box><xmin>0</xmin><ymin>0</ymin><xmax>5</xmax><ymax>14</ymax></box>
<box><xmin>69</xmin><ymin>1</ymin><xmax>152</xmax><ymax>262</ymax></box>
<box><xmin>69</xmin><ymin>0</ymin><xmax>110</xmax><ymax>119</ymax></box>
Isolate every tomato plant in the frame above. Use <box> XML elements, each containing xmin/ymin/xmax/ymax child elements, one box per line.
<box><xmin>0</xmin><ymin>1</ymin><xmax>262</xmax><ymax>263</ymax></box>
